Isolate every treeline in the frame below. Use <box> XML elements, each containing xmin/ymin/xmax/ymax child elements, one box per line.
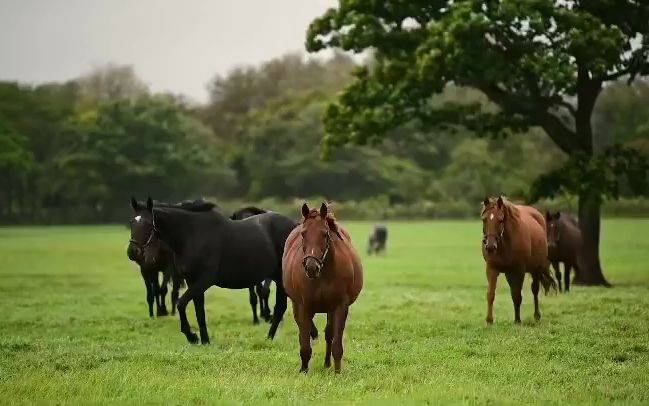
<box><xmin>1</xmin><ymin>55</ymin><xmax>648</xmax><ymax>224</ymax></box>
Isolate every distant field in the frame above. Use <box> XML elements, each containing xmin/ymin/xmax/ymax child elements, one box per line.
<box><xmin>0</xmin><ymin>220</ymin><xmax>648</xmax><ymax>404</ymax></box>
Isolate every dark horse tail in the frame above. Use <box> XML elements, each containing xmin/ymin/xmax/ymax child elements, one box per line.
<box><xmin>539</xmin><ymin>265</ymin><xmax>558</xmax><ymax>295</ymax></box>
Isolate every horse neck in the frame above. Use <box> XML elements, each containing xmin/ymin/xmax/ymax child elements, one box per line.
<box><xmin>501</xmin><ymin>204</ymin><xmax>522</xmax><ymax>248</ymax></box>
<box><xmin>154</xmin><ymin>208</ymin><xmax>214</xmax><ymax>254</ymax></box>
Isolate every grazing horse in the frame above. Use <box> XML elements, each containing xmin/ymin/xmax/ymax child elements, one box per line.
<box><xmin>128</xmin><ymin>197</ymin><xmax>296</xmax><ymax>344</ymax></box>
<box><xmin>230</xmin><ymin>206</ymin><xmax>273</xmax><ymax>324</ymax></box>
<box><xmin>127</xmin><ymin>198</ymin><xmax>184</xmax><ymax>318</ymax></box>
<box><xmin>546</xmin><ymin>211</ymin><xmax>582</xmax><ymax>292</ymax></box>
<box><xmin>283</xmin><ymin>203</ymin><xmax>363</xmax><ymax>373</ymax></box>
<box><xmin>367</xmin><ymin>224</ymin><xmax>388</xmax><ymax>255</ymax></box>
<box><xmin>481</xmin><ymin>196</ymin><xmax>556</xmax><ymax>324</ymax></box>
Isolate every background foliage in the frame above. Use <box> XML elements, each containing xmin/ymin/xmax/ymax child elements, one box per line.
<box><xmin>0</xmin><ymin>54</ymin><xmax>648</xmax><ymax>223</ymax></box>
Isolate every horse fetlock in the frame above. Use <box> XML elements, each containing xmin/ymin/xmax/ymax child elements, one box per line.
<box><xmin>185</xmin><ymin>331</ymin><xmax>199</xmax><ymax>344</ymax></box>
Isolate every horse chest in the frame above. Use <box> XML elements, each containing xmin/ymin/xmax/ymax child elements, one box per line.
<box><xmin>299</xmin><ymin>281</ymin><xmax>346</xmax><ymax>312</ymax></box>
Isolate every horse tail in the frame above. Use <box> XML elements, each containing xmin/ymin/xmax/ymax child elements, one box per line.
<box><xmin>539</xmin><ymin>266</ymin><xmax>558</xmax><ymax>295</ymax></box>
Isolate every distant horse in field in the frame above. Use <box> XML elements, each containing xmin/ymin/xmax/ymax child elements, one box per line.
<box><xmin>546</xmin><ymin>211</ymin><xmax>582</xmax><ymax>293</ymax></box>
<box><xmin>230</xmin><ymin>206</ymin><xmax>273</xmax><ymax>324</ymax></box>
<box><xmin>283</xmin><ymin>203</ymin><xmax>363</xmax><ymax>373</ymax></box>
<box><xmin>367</xmin><ymin>224</ymin><xmax>388</xmax><ymax>255</ymax></box>
<box><xmin>481</xmin><ymin>196</ymin><xmax>556</xmax><ymax>324</ymax></box>
<box><xmin>128</xmin><ymin>197</ymin><xmax>297</xmax><ymax>344</ymax></box>
<box><xmin>127</xmin><ymin>198</ymin><xmax>184</xmax><ymax>318</ymax></box>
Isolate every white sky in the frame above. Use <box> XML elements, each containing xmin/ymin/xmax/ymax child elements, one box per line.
<box><xmin>0</xmin><ymin>0</ymin><xmax>336</xmax><ymax>101</ymax></box>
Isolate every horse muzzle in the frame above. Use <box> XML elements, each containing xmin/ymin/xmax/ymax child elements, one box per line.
<box><xmin>303</xmin><ymin>258</ymin><xmax>322</xmax><ymax>279</ymax></box>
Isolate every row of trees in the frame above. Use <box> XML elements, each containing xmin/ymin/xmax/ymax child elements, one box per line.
<box><xmin>1</xmin><ymin>55</ymin><xmax>648</xmax><ymax>224</ymax></box>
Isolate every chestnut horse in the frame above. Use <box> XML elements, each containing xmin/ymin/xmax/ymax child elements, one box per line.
<box><xmin>481</xmin><ymin>196</ymin><xmax>556</xmax><ymax>324</ymax></box>
<box><xmin>546</xmin><ymin>211</ymin><xmax>582</xmax><ymax>292</ymax></box>
<box><xmin>282</xmin><ymin>203</ymin><xmax>363</xmax><ymax>373</ymax></box>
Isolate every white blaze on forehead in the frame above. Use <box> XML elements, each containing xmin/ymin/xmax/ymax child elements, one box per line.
<box><xmin>134</xmin><ymin>215</ymin><xmax>142</xmax><ymax>222</ymax></box>
<box><xmin>489</xmin><ymin>213</ymin><xmax>494</xmax><ymax>220</ymax></box>
<box><xmin>310</xmin><ymin>248</ymin><xmax>315</xmax><ymax>255</ymax></box>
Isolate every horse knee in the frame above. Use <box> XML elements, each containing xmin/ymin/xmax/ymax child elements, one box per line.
<box><xmin>486</xmin><ymin>292</ymin><xmax>495</xmax><ymax>303</ymax></box>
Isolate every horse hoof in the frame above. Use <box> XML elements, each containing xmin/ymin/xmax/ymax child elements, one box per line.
<box><xmin>514</xmin><ymin>319</ymin><xmax>521</xmax><ymax>324</ymax></box>
<box><xmin>324</xmin><ymin>360</ymin><xmax>331</xmax><ymax>368</ymax></box>
<box><xmin>485</xmin><ymin>318</ymin><xmax>494</xmax><ymax>325</ymax></box>
<box><xmin>157</xmin><ymin>308</ymin><xmax>169</xmax><ymax>317</ymax></box>
<box><xmin>299</xmin><ymin>367</ymin><xmax>308</xmax><ymax>374</ymax></box>
<box><xmin>187</xmin><ymin>333</ymin><xmax>199</xmax><ymax>344</ymax></box>
<box><xmin>253</xmin><ymin>318</ymin><xmax>260</xmax><ymax>325</ymax></box>
<box><xmin>534</xmin><ymin>314</ymin><xmax>541</xmax><ymax>321</ymax></box>
<box><xmin>201</xmin><ymin>339</ymin><xmax>210</xmax><ymax>345</ymax></box>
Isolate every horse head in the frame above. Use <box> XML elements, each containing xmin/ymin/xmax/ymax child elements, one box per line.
<box><xmin>300</xmin><ymin>202</ymin><xmax>342</xmax><ymax>279</ymax></box>
<box><xmin>481</xmin><ymin>196</ymin><xmax>507</xmax><ymax>254</ymax></box>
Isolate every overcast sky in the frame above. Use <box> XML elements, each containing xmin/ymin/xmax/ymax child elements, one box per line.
<box><xmin>0</xmin><ymin>0</ymin><xmax>336</xmax><ymax>101</ymax></box>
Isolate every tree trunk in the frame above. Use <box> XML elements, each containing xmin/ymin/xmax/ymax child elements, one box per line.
<box><xmin>574</xmin><ymin>192</ymin><xmax>611</xmax><ymax>286</ymax></box>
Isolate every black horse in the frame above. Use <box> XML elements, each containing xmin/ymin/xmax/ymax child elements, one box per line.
<box><xmin>230</xmin><ymin>206</ymin><xmax>273</xmax><ymax>324</ymax></box>
<box><xmin>129</xmin><ymin>197</ymin><xmax>297</xmax><ymax>344</ymax></box>
<box><xmin>127</xmin><ymin>198</ymin><xmax>184</xmax><ymax>318</ymax></box>
<box><xmin>367</xmin><ymin>224</ymin><xmax>388</xmax><ymax>255</ymax></box>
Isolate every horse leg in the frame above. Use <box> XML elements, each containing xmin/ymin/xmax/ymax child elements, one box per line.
<box><xmin>292</xmin><ymin>302</ymin><xmax>314</xmax><ymax>373</ymax></box>
<box><xmin>176</xmin><ymin>278</ymin><xmax>210</xmax><ymax>344</ymax></box>
<box><xmin>267</xmin><ymin>280</ymin><xmax>288</xmax><ymax>339</ymax></box>
<box><xmin>255</xmin><ymin>281</ymin><xmax>270</xmax><ymax>321</ymax></box>
<box><xmin>157</xmin><ymin>270</ymin><xmax>170</xmax><ymax>316</ymax></box>
<box><xmin>249</xmin><ymin>286</ymin><xmax>259</xmax><ymax>325</ymax></box>
<box><xmin>531</xmin><ymin>275</ymin><xmax>541</xmax><ymax>321</ymax></box>
<box><xmin>324</xmin><ymin>311</ymin><xmax>334</xmax><ymax>368</ymax></box>
<box><xmin>564</xmin><ymin>263</ymin><xmax>572</xmax><ymax>293</ymax></box>
<box><xmin>310</xmin><ymin>320</ymin><xmax>319</xmax><ymax>340</ymax></box>
<box><xmin>485</xmin><ymin>268</ymin><xmax>498</xmax><ymax>324</ymax></box>
<box><xmin>505</xmin><ymin>272</ymin><xmax>524</xmax><ymax>324</ymax></box>
<box><xmin>264</xmin><ymin>279</ymin><xmax>273</xmax><ymax>321</ymax></box>
<box><xmin>551</xmin><ymin>261</ymin><xmax>562</xmax><ymax>293</ymax></box>
<box><xmin>193</xmin><ymin>292</ymin><xmax>209</xmax><ymax>345</ymax></box>
<box><xmin>332</xmin><ymin>305</ymin><xmax>349</xmax><ymax>374</ymax></box>
<box><xmin>171</xmin><ymin>275</ymin><xmax>180</xmax><ymax>316</ymax></box>
<box><xmin>141</xmin><ymin>269</ymin><xmax>154</xmax><ymax>318</ymax></box>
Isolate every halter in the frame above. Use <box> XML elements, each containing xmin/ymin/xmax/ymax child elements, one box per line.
<box><xmin>302</xmin><ymin>229</ymin><xmax>331</xmax><ymax>269</ymax></box>
<box><xmin>482</xmin><ymin>220</ymin><xmax>505</xmax><ymax>244</ymax></box>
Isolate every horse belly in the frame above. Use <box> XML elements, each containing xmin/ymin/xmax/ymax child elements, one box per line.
<box><xmin>217</xmin><ymin>248</ymin><xmax>277</xmax><ymax>289</ymax></box>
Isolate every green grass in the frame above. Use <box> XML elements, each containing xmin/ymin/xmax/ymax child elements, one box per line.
<box><xmin>0</xmin><ymin>219</ymin><xmax>648</xmax><ymax>404</ymax></box>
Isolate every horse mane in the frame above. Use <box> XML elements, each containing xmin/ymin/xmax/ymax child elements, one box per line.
<box><xmin>303</xmin><ymin>206</ymin><xmax>343</xmax><ymax>239</ymax></box>
<box><xmin>142</xmin><ymin>199</ymin><xmax>218</xmax><ymax>213</ymax></box>
<box><xmin>481</xmin><ymin>197</ymin><xmax>521</xmax><ymax>223</ymax></box>
<box><xmin>230</xmin><ymin>206</ymin><xmax>266</xmax><ymax>219</ymax></box>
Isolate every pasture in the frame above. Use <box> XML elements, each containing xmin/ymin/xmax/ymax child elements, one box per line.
<box><xmin>0</xmin><ymin>219</ymin><xmax>648</xmax><ymax>404</ymax></box>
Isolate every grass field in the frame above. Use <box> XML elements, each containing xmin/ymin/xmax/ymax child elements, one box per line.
<box><xmin>0</xmin><ymin>219</ymin><xmax>648</xmax><ymax>404</ymax></box>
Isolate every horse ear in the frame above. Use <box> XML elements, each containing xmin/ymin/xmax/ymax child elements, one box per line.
<box><xmin>497</xmin><ymin>196</ymin><xmax>504</xmax><ymax>208</ymax></box>
<box><xmin>131</xmin><ymin>197</ymin><xmax>138</xmax><ymax>211</ymax></box>
<box><xmin>554</xmin><ymin>212</ymin><xmax>561</xmax><ymax>220</ymax></box>
<box><xmin>146</xmin><ymin>197</ymin><xmax>153</xmax><ymax>212</ymax></box>
<box><xmin>483</xmin><ymin>196</ymin><xmax>490</xmax><ymax>206</ymax></box>
<box><xmin>319</xmin><ymin>202</ymin><xmax>328</xmax><ymax>218</ymax></box>
<box><xmin>545</xmin><ymin>210</ymin><xmax>552</xmax><ymax>221</ymax></box>
<box><xmin>301</xmin><ymin>203</ymin><xmax>310</xmax><ymax>218</ymax></box>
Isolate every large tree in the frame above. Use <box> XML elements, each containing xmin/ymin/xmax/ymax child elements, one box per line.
<box><xmin>306</xmin><ymin>0</ymin><xmax>649</xmax><ymax>286</ymax></box>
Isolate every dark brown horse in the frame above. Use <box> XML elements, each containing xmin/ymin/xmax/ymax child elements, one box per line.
<box><xmin>481</xmin><ymin>196</ymin><xmax>556</xmax><ymax>324</ymax></box>
<box><xmin>127</xmin><ymin>198</ymin><xmax>184</xmax><ymax>318</ymax></box>
<box><xmin>546</xmin><ymin>211</ymin><xmax>582</xmax><ymax>292</ymax></box>
<box><xmin>282</xmin><ymin>203</ymin><xmax>363</xmax><ymax>373</ymax></box>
